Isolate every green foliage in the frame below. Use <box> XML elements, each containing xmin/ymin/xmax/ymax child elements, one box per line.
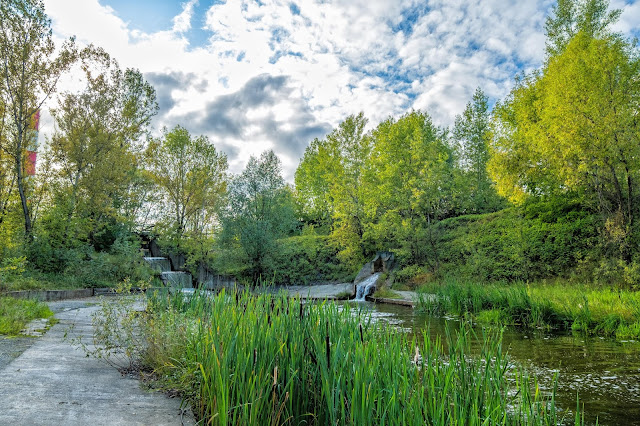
<box><xmin>11</xmin><ymin>232</ymin><xmax>152</xmax><ymax>289</ymax></box>
<box><xmin>0</xmin><ymin>256</ymin><xmax>26</xmax><ymax>281</ymax></box>
<box><xmin>295</xmin><ymin>113</ymin><xmax>372</xmax><ymax>268</ymax></box>
<box><xmin>544</xmin><ymin>0</ymin><xmax>621</xmax><ymax>57</ymax></box>
<box><xmin>453</xmin><ymin>88</ymin><xmax>504</xmax><ymax>214</ymax></box>
<box><xmin>366</xmin><ymin>111</ymin><xmax>457</xmax><ymax>268</ymax></box>
<box><xmin>426</xmin><ymin>200</ymin><xmax>600</xmax><ymax>282</ymax></box>
<box><xmin>220</xmin><ymin>150</ymin><xmax>297</xmax><ymax>282</ymax></box>
<box><xmin>137</xmin><ymin>290</ymin><xmax>572</xmax><ymax>425</ymax></box>
<box><xmin>146</xmin><ymin>125</ymin><xmax>227</xmax><ymax>247</ymax></box>
<box><xmin>372</xmin><ymin>287</ymin><xmax>402</xmax><ymax>299</ymax></box>
<box><xmin>0</xmin><ymin>296</ymin><xmax>53</xmax><ymax>335</ymax></box>
<box><xmin>490</xmin><ymin>0</ymin><xmax>640</xmax><ymax>268</ymax></box>
<box><xmin>0</xmin><ymin>0</ymin><xmax>80</xmax><ymax>239</ymax></box>
<box><xmin>68</xmin><ymin>278</ymin><xmax>151</xmax><ymax>370</ymax></box>
<box><xmin>418</xmin><ymin>279</ymin><xmax>640</xmax><ymax>338</ymax></box>
<box><xmin>267</xmin><ymin>235</ymin><xmax>355</xmax><ymax>284</ymax></box>
<box><xmin>48</xmin><ymin>60</ymin><xmax>158</xmax><ymax>252</ymax></box>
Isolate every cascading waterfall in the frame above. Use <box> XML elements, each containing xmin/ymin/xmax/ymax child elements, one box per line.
<box><xmin>143</xmin><ymin>257</ymin><xmax>171</xmax><ymax>273</ymax></box>
<box><xmin>160</xmin><ymin>271</ymin><xmax>193</xmax><ymax>288</ymax></box>
<box><xmin>144</xmin><ymin>256</ymin><xmax>193</xmax><ymax>289</ymax></box>
<box><xmin>355</xmin><ymin>273</ymin><xmax>381</xmax><ymax>301</ymax></box>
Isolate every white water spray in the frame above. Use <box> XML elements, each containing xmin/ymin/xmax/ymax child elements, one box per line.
<box><xmin>355</xmin><ymin>273</ymin><xmax>381</xmax><ymax>301</ymax></box>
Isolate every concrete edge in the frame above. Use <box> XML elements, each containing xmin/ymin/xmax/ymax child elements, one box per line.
<box><xmin>365</xmin><ymin>296</ymin><xmax>416</xmax><ymax>307</ymax></box>
<box><xmin>2</xmin><ymin>288</ymin><xmax>97</xmax><ymax>301</ymax></box>
<box><xmin>1</xmin><ymin>286</ymin><xmax>181</xmax><ymax>302</ymax></box>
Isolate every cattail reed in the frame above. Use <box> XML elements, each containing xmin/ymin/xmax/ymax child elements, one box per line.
<box><xmin>144</xmin><ymin>287</ymin><xmax>576</xmax><ymax>426</ymax></box>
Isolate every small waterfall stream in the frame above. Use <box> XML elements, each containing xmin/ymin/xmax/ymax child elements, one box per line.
<box><xmin>144</xmin><ymin>257</ymin><xmax>171</xmax><ymax>273</ymax></box>
<box><xmin>144</xmin><ymin>256</ymin><xmax>193</xmax><ymax>289</ymax></box>
<box><xmin>355</xmin><ymin>273</ymin><xmax>381</xmax><ymax>301</ymax></box>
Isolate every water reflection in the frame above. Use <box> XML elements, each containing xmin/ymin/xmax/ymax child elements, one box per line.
<box><xmin>345</xmin><ymin>301</ymin><xmax>640</xmax><ymax>426</ymax></box>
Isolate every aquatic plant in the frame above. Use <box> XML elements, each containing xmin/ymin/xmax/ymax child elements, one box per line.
<box><xmin>417</xmin><ymin>278</ymin><xmax>640</xmax><ymax>338</ymax></box>
<box><xmin>143</xmin><ymin>289</ymin><xmax>577</xmax><ymax>425</ymax></box>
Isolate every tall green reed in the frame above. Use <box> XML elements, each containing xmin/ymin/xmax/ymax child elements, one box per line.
<box><xmin>144</xmin><ymin>288</ymin><xmax>578</xmax><ymax>425</ymax></box>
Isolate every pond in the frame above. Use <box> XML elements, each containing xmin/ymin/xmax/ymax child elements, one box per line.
<box><xmin>348</xmin><ymin>300</ymin><xmax>640</xmax><ymax>426</ymax></box>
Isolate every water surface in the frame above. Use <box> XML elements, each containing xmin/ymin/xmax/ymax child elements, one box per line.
<box><xmin>348</xmin><ymin>301</ymin><xmax>640</xmax><ymax>426</ymax></box>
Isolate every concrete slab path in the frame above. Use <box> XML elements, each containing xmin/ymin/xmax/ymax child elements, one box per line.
<box><xmin>278</xmin><ymin>282</ymin><xmax>354</xmax><ymax>299</ymax></box>
<box><xmin>0</xmin><ymin>298</ymin><xmax>194</xmax><ymax>426</ymax></box>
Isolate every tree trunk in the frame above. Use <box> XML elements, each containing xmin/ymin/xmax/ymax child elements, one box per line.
<box><xmin>16</xmin><ymin>157</ymin><xmax>32</xmax><ymax>240</ymax></box>
<box><xmin>15</xmin><ymin>122</ymin><xmax>32</xmax><ymax>241</ymax></box>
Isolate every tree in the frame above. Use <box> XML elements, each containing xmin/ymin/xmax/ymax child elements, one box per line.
<box><xmin>0</xmin><ymin>105</ymin><xmax>15</xmax><ymax>225</ymax></box>
<box><xmin>221</xmin><ymin>150</ymin><xmax>296</xmax><ymax>281</ymax></box>
<box><xmin>294</xmin><ymin>113</ymin><xmax>371</xmax><ymax>266</ymax></box>
<box><xmin>48</xmin><ymin>61</ymin><xmax>158</xmax><ymax>249</ymax></box>
<box><xmin>545</xmin><ymin>0</ymin><xmax>621</xmax><ymax>57</ymax></box>
<box><xmin>491</xmin><ymin>2</ymin><xmax>638</xmax><ymax>208</ymax></box>
<box><xmin>0</xmin><ymin>0</ymin><xmax>78</xmax><ymax>240</ymax></box>
<box><xmin>366</xmin><ymin>111</ymin><xmax>456</xmax><ymax>269</ymax></box>
<box><xmin>294</xmin><ymin>137</ymin><xmax>336</xmax><ymax>228</ymax></box>
<box><xmin>146</xmin><ymin>125</ymin><xmax>228</xmax><ymax>245</ymax></box>
<box><xmin>453</xmin><ymin>88</ymin><xmax>502</xmax><ymax>213</ymax></box>
<box><xmin>490</xmin><ymin>0</ymin><xmax>640</xmax><ymax>262</ymax></box>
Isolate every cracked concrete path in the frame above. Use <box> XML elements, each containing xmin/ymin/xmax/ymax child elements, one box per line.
<box><xmin>0</xmin><ymin>298</ymin><xmax>194</xmax><ymax>426</ymax></box>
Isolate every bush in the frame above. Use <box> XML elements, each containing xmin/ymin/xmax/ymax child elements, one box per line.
<box><xmin>267</xmin><ymin>235</ymin><xmax>355</xmax><ymax>284</ymax></box>
<box><xmin>425</xmin><ymin>201</ymin><xmax>600</xmax><ymax>282</ymax></box>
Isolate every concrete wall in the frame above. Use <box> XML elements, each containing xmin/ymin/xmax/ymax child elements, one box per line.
<box><xmin>198</xmin><ymin>263</ymin><xmax>237</xmax><ymax>290</ymax></box>
<box><xmin>3</xmin><ymin>289</ymin><xmax>95</xmax><ymax>301</ymax></box>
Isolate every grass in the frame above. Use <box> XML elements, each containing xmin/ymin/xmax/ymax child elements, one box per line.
<box><xmin>0</xmin><ymin>297</ymin><xmax>54</xmax><ymax>335</ymax></box>
<box><xmin>372</xmin><ymin>287</ymin><xmax>403</xmax><ymax>299</ymax></box>
<box><xmin>417</xmin><ymin>278</ymin><xmax>640</xmax><ymax>338</ymax></box>
<box><xmin>136</xmin><ymin>289</ymin><xmax>579</xmax><ymax>425</ymax></box>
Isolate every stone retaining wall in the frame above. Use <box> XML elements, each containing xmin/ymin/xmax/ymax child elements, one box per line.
<box><xmin>3</xmin><ymin>288</ymin><xmax>96</xmax><ymax>301</ymax></box>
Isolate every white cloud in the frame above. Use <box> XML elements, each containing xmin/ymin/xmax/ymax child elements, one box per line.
<box><xmin>41</xmin><ymin>0</ymin><xmax>640</xmax><ymax>180</ymax></box>
<box><xmin>172</xmin><ymin>0</ymin><xmax>198</xmax><ymax>33</ymax></box>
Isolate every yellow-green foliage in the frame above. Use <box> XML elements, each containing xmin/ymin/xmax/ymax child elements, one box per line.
<box><xmin>372</xmin><ymin>287</ymin><xmax>402</xmax><ymax>299</ymax></box>
<box><xmin>0</xmin><ymin>297</ymin><xmax>53</xmax><ymax>335</ymax></box>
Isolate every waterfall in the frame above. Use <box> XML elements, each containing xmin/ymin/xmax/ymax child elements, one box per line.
<box><xmin>355</xmin><ymin>273</ymin><xmax>381</xmax><ymax>301</ymax></box>
<box><xmin>143</xmin><ymin>257</ymin><xmax>171</xmax><ymax>273</ymax></box>
<box><xmin>160</xmin><ymin>271</ymin><xmax>193</xmax><ymax>288</ymax></box>
<box><xmin>144</xmin><ymin>256</ymin><xmax>193</xmax><ymax>289</ymax></box>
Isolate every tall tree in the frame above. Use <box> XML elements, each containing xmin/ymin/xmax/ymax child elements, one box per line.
<box><xmin>367</xmin><ymin>111</ymin><xmax>456</xmax><ymax>268</ymax></box>
<box><xmin>294</xmin><ymin>137</ymin><xmax>336</xmax><ymax>228</ymax></box>
<box><xmin>294</xmin><ymin>113</ymin><xmax>371</xmax><ymax>266</ymax></box>
<box><xmin>453</xmin><ymin>88</ymin><xmax>502</xmax><ymax>213</ymax></box>
<box><xmin>0</xmin><ymin>100</ymin><xmax>15</xmax><ymax>225</ymax></box>
<box><xmin>545</xmin><ymin>0</ymin><xmax>621</xmax><ymax>57</ymax></box>
<box><xmin>49</xmin><ymin>61</ymin><xmax>158</xmax><ymax>248</ymax></box>
<box><xmin>221</xmin><ymin>150</ymin><xmax>296</xmax><ymax>281</ymax></box>
<box><xmin>146</xmin><ymin>125</ymin><xmax>228</xmax><ymax>244</ymax></box>
<box><xmin>0</xmin><ymin>0</ymin><xmax>78</xmax><ymax>240</ymax></box>
<box><xmin>490</xmin><ymin>0</ymin><xmax>640</xmax><ymax>261</ymax></box>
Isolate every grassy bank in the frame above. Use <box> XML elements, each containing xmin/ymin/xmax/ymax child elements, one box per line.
<box><xmin>137</xmin><ymin>290</ymin><xmax>579</xmax><ymax>425</ymax></box>
<box><xmin>0</xmin><ymin>250</ymin><xmax>154</xmax><ymax>292</ymax></box>
<box><xmin>418</xmin><ymin>280</ymin><xmax>640</xmax><ymax>338</ymax></box>
<box><xmin>0</xmin><ymin>297</ymin><xmax>54</xmax><ymax>335</ymax></box>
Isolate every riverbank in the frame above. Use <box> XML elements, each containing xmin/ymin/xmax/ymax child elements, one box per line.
<box><xmin>417</xmin><ymin>279</ymin><xmax>640</xmax><ymax>339</ymax></box>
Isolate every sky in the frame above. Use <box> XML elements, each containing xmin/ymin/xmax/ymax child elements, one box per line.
<box><xmin>40</xmin><ymin>0</ymin><xmax>640</xmax><ymax>180</ymax></box>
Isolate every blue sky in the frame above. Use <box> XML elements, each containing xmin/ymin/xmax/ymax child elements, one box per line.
<box><xmin>42</xmin><ymin>0</ymin><xmax>640</xmax><ymax>179</ymax></box>
<box><xmin>100</xmin><ymin>0</ymin><xmax>214</xmax><ymax>48</ymax></box>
